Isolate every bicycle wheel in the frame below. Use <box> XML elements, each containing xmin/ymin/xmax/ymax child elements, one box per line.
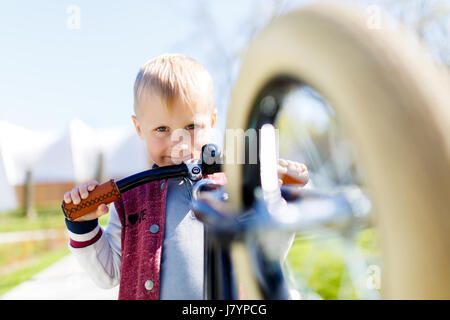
<box><xmin>223</xmin><ymin>2</ymin><xmax>450</xmax><ymax>299</ymax></box>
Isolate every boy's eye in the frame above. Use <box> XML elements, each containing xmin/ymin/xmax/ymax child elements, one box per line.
<box><xmin>155</xmin><ymin>126</ymin><xmax>169</xmax><ymax>132</ymax></box>
<box><xmin>186</xmin><ymin>124</ymin><xmax>197</xmax><ymax>130</ymax></box>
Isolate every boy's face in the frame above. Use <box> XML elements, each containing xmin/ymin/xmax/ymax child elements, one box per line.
<box><xmin>132</xmin><ymin>92</ymin><xmax>217</xmax><ymax>167</ymax></box>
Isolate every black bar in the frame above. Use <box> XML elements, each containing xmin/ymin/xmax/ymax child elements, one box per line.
<box><xmin>204</xmin><ymin>228</ymin><xmax>237</xmax><ymax>300</ymax></box>
<box><xmin>116</xmin><ymin>164</ymin><xmax>189</xmax><ymax>193</ymax></box>
<box><xmin>201</xmin><ymin>163</ymin><xmax>222</xmax><ymax>176</ymax></box>
<box><xmin>116</xmin><ymin>162</ymin><xmax>222</xmax><ymax>194</ymax></box>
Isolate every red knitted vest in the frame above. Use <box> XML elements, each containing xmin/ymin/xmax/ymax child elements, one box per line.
<box><xmin>114</xmin><ymin>172</ymin><xmax>227</xmax><ymax>300</ymax></box>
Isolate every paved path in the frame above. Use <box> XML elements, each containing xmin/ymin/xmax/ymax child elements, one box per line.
<box><xmin>0</xmin><ymin>229</ymin><xmax>67</xmax><ymax>244</ymax></box>
<box><xmin>1</xmin><ymin>253</ymin><xmax>119</xmax><ymax>300</ymax></box>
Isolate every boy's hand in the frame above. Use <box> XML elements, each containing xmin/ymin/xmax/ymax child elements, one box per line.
<box><xmin>63</xmin><ymin>180</ymin><xmax>109</xmax><ymax>222</ymax></box>
<box><xmin>277</xmin><ymin>159</ymin><xmax>309</xmax><ymax>186</ymax></box>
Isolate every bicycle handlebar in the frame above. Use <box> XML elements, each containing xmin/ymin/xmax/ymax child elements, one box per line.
<box><xmin>62</xmin><ymin>144</ymin><xmax>223</xmax><ymax>221</ymax></box>
<box><xmin>61</xmin><ymin>142</ymin><xmax>307</xmax><ymax>221</ymax></box>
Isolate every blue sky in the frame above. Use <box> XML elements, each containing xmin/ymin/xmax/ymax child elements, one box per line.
<box><xmin>0</xmin><ymin>0</ymin><xmax>447</xmax><ymax>134</ymax></box>
<box><xmin>0</xmin><ymin>0</ymin><xmax>259</xmax><ymax>132</ymax></box>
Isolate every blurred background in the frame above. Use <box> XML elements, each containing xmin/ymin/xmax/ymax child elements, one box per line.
<box><xmin>0</xmin><ymin>0</ymin><xmax>448</xmax><ymax>299</ymax></box>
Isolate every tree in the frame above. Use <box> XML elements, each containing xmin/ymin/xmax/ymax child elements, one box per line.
<box><xmin>24</xmin><ymin>170</ymin><xmax>37</xmax><ymax>220</ymax></box>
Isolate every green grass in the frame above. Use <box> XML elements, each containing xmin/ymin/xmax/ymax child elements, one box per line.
<box><xmin>98</xmin><ymin>214</ymin><xmax>110</xmax><ymax>227</ymax></box>
<box><xmin>0</xmin><ymin>205</ymin><xmax>65</xmax><ymax>232</ymax></box>
<box><xmin>0</xmin><ymin>205</ymin><xmax>110</xmax><ymax>232</ymax></box>
<box><xmin>0</xmin><ymin>205</ymin><xmax>110</xmax><ymax>297</ymax></box>
<box><xmin>286</xmin><ymin>228</ymin><xmax>379</xmax><ymax>300</ymax></box>
<box><xmin>0</xmin><ymin>241</ymin><xmax>53</xmax><ymax>267</ymax></box>
<box><xmin>0</xmin><ymin>247</ymin><xmax>70</xmax><ymax>297</ymax></box>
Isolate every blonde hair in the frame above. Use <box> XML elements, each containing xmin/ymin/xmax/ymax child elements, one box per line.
<box><xmin>134</xmin><ymin>53</ymin><xmax>215</xmax><ymax>117</ymax></box>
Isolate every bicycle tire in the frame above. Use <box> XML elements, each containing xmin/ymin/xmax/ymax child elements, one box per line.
<box><xmin>223</xmin><ymin>2</ymin><xmax>450</xmax><ymax>299</ymax></box>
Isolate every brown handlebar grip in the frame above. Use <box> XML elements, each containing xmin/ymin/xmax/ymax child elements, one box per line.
<box><xmin>280</xmin><ymin>172</ymin><xmax>308</xmax><ymax>186</ymax></box>
<box><xmin>62</xmin><ymin>179</ymin><xmax>121</xmax><ymax>221</ymax></box>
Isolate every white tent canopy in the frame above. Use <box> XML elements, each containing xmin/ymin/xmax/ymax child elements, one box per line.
<box><xmin>98</xmin><ymin>128</ymin><xmax>150</xmax><ymax>180</ymax></box>
<box><xmin>0</xmin><ymin>119</ymin><xmax>149</xmax><ymax>211</ymax></box>
<box><xmin>0</xmin><ymin>121</ymin><xmax>61</xmax><ymax>185</ymax></box>
<box><xmin>0</xmin><ymin>145</ymin><xmax>17</xmax><ymax>211</ymax></box>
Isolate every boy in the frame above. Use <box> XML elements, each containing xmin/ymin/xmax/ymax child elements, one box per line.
<box><xmin>63</xmin><ymin>53</ymin><xmax>309</xmax><ymax>300</ymax></box>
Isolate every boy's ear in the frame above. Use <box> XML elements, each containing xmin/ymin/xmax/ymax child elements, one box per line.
<box><xmin>211</xmin><ymin>109</ymin><xmax>217</xmax><ymax>128</ymax></box>
<box><xmin>132</xmin><ymin>115</ymin><xmax>143</xmax><ymax>140</ymax></box>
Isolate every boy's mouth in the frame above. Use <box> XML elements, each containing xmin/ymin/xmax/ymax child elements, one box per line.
<box><xmin>164</xmin><ymin>155</ymin><xmax>193</xmax><ymax>164</ymax></box>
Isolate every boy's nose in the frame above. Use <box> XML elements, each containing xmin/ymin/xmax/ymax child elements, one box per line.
<box><xmin>176</xmin><ymin>143</ymin><xmax>189</xmax><ymax>151</ymax></box>
<box><xmin>169</xmin><ymin>142</ymin><xmax>191</xmax><ymax>157</ymax></box>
